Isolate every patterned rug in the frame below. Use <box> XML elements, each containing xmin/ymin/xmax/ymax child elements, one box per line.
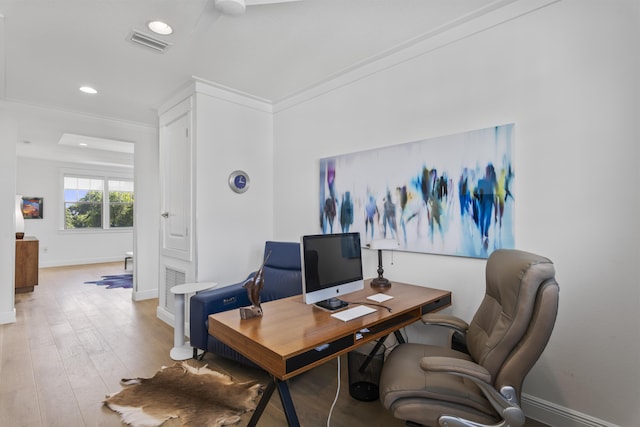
<box><xmin>85</xmin><ymin>274</ymin><xmax>133</xmax><ymax>289</ymax></box>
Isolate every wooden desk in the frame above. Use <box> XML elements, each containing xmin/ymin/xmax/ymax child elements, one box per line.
<box><xmin>208</xmin><ymin>280</ymin><xmax>451</xmax><ymax>426</ymax></box>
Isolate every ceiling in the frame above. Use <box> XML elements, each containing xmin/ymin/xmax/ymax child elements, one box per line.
<box><xmin>0</xmin><ymin>0</ymin><xmax>504</xmax><ymax>164</ymax></box>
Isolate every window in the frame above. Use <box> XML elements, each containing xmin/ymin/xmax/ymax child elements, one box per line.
<box><xmin>64</xmin><ymin>176</ymin><xmax>104</xmax><ymax>229</ymax></box>
<box><xmin>64</xmin><ymin>175</ymin><xmax>133</xmax><ymax>229</ymax></box>
<box><xmin>108</xmin><ymin>179</ymin><xmax>134</xmax><ymax>228</ymax></box>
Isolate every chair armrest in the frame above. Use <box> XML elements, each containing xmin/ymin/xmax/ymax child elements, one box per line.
<box><xmin>421</xmin><ymin>313</ymin><xmax>469</xmax><ymax>335</ymax></box>
<box><xmin>420</xmin><ymin>356</ymin><xmax>491</xmax><ymax>383</ymax></box>
<box><xmin>189</xmin><ymin>274</ymin><xmax>255</xmax><ymax>351</ymax></box>
<box><xmin>419</xmin><ymin>356</ymin><xmax>526</xmax><ymax>427</ymax></box>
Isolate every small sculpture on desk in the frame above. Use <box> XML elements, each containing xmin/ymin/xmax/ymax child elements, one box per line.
<box><xmin>240</xmin><ymin>251</ymin><xmax>272</xmax><ymax>320</ymax></box>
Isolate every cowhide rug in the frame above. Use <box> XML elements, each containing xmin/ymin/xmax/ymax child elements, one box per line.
<box><xmin>104</xmin><ymin>362</ymin><xmax>262</xmax><ymax>427</ymax></box>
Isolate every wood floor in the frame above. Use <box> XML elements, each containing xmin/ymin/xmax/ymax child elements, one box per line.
<box><xmin>0</xmin><ymin>262</ymin><xmax>549</xmax><ymax>427</ymax></box>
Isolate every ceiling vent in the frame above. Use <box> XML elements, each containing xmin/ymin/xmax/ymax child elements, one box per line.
<box><xmin>129</xmin><ymin>31</ymin><xmax>170</xmax><ymax>53</ymax></box>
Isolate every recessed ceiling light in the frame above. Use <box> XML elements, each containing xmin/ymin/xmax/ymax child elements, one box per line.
<box><xmin>79</xmin><ymin>86</ymin><xmax>98</xmax><ymax>94</ymax></box>
<box><xmin>147</xmin><ymin>20</ymin><xmax>173</xmax><ymax>35</ymax></box>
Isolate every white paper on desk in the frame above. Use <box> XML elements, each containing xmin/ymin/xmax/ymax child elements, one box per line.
<box><xmin>367</xmin><ymin>293</ymin><xmax>394</xmax><ymax>303</ymax></box>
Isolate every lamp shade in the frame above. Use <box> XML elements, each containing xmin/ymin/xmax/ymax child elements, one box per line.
<box><xmin>369</xmin><ymin>239</ymin><xmax>399</xmax><ymax>251</ymax></box>
<box><xmin>15</xmin><ymin>195</ymin><xmax>25</xmax><ymax>239</ymax></box>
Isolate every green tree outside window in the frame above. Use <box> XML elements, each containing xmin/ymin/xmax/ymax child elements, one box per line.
<box><xmin>109</xmin><ymin>191</ymin><xmax>134</xmax><ymax>227</ymax></box>
<box><xmin>65</xmin><ymin>190</ymin><xmax>103</xmax><ymax>229</ymax></box>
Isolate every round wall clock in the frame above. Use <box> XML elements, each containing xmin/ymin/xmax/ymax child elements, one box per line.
<box><xmin>228</xmin><ymin>170</ymin><xmax>250</xmax><ymax>194</ymax></box>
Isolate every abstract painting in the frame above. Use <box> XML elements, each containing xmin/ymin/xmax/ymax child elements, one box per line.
<box><xmin>319</xmin><ymin>124</ymin><xmax>515</xmax><ymax>258</ymax></box>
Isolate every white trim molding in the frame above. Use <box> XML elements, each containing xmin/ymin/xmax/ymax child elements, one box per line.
<box><xmin>132</xmin><ymin>288</ymin><xmax>158</xmax><ymax>302</ymax></box>
<box><xmin>273</xmin><ymin>0</ymin><xmax>560</xmax><ymax>113</ymax></box>
<box><xmin>156</xmin><ymin>305</ymin><xmax>175</xmax><ymax>328</ymax></box>
<box><xmin>0</xmin><ymin>308</ymin><xmax>16</xmax><ymax>325</ymax></box>
<box><xmin>522</xmin><ymin>394</ymin><xmax>620</xmax><ymax>427</ymax></box>
<box><xmin>0</xmin><ymin>14</ymin><xmax>5</xmax><ymax>99</ymax></box>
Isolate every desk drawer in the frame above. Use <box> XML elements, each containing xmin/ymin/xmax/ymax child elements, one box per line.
<box><xmin>286</xmin><ymin>335</ymin><xmax>354</xmax><ymax>373</ymax></box>
<box><xmin>421</xmin><ymin>294</ymin><xmax>451</xmax><ymax>314</ymax></box>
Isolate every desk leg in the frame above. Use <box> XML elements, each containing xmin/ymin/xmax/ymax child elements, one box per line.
<box><xmin>248</xmin><ymin>376</ymin><xmax>300</xmax><ymax>427</ymax></box>
<box><xmin>356</xmin><ymin>331</ymin><xmax>405</xmax><ymax>373</ymax></box>
<box><xmin>248</xmin><ymin>379</ymin><xmax>275</xmax><ymax>427</ymax></box>
<box><xmin>358</xmin><ymin>335</ymin><xmax>388</xmax><ymax>374</ymax></box>
<box><xmin>276</xmin><ymin>379</ymin><xmax>300</xmax><ymax>427</ymax></box>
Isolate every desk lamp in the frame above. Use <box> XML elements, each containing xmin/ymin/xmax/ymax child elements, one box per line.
<box><xmin>368</xmin><ymin>239</ymin><xmax>399</xmax><ymax>288</ymax></box>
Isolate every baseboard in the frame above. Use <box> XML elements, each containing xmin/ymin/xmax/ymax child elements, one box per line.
<box><xmin>132</xmin><ymin>288</ymin><xmax>157</xmax><ymax>301</ymax></box>
<box><xmin>0</xmin><ymin>308</ymin><xmax>16</xmax><ymax>325</ymax></box>
<box><xmin>522</xmin><ymin>394</ymin><xmax>619</xmax><ymax>427</ymax></box>
<box><xmin>156</xmin><ymin>305</ymin><xmax>191</xmax><ymax>338</ymax></box>
<box><xmin>157</xmin><ymin>305</ymin><xmax>174</xmax><ymax>327</ymax></box>
<box><xmin>40</xmin><ymin>256</ymin><xmax>125</xmax><ymax>268</ymax></box>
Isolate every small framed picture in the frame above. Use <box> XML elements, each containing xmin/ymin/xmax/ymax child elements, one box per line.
<box><xmin>22</xmin><ymin>197</ymin><xmax>43</xmax><ymax>219</ymax></box>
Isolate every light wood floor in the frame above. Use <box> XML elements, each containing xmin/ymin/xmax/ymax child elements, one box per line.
<box><xmin>0</xmin><ymin>262</ymin><xmax>549</xmax><ymax>427</ymax></box>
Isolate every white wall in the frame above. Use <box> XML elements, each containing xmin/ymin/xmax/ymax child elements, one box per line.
<box><xmin>16</xmin><ymin>157</ymin><xmax>133</xmax><ymax>267</ymax></box>
<box><xmin>193</xmin><ymin>85</ymin><xmax>274</xmax><ymax>285</ymax></box>
<box><xmin>132</xmin><ymin>120</ymin><xmax>160</xmax><ymax>301</ymax></box>
<box><xmin>0</xmin><ymin>106</ymin><xmax>17</xmax><ymax>324</ymax></box>
<box><xmin>272</xmin><ymin>1</ymin><xmax>640</xmax><ymax>426</ymax></box>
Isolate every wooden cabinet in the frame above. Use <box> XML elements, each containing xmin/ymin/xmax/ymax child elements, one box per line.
<box><xmin>15</xmin><ymin>237</ymin><xmax>39</xmax><ymax>293</ymax></box>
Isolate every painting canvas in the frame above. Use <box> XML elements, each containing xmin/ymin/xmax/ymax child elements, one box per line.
<box><xmin>22</xmin><ymin>197</ymin><xmax>43</xmax><ymax>219</ymax></box>
<box><xmin>319</xmin><ymin>124</ymin><xmax>515</xmax><ymax>258</ymax></box>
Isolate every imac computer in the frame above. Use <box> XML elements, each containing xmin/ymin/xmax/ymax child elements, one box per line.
<box><xmin>300</xmin><ymin>232</ymin><xmax>364</xmax><ymax>310</ymax></box>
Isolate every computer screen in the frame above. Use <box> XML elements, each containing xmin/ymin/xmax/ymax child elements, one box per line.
<box><xmin>300</xmin><ymin>232</ymin><xmax>364</xmax><ymax>310</ymax></box>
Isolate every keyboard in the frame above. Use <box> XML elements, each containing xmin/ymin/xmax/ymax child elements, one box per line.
<box><xmin>331</xmin><ymin>305</ymin><xmax>376</xmax><ymax>322</ymax></box>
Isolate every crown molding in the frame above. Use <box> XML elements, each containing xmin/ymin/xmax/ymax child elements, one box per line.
<box><xmin>1</xmin><ymin>98</ymin><xmax>157</xmax><ymax>133</ymax></box>
<box><xmin>158</xmin><ymin>77</ymin><xmax>273</xmax><ymax>116</ymax></box>
<box><xmin>273</xmin><ymin>0</ymin><xmax>560</xmax><ymax>113</ymax></box>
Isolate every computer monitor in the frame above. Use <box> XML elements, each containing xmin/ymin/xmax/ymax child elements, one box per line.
<box><xmin>300</xmin><ymin>232</ymin><xmax>364</xmax><ymax>310</ymax></box>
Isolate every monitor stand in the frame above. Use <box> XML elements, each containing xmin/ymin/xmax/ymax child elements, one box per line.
<box><xmin>315</xmin><ymin>297</ymin><xmax>348</xmax><ymax>311</ymax></box>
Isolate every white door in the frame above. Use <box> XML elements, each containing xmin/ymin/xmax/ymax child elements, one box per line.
<box><xmin>159</xmin><ymin>98</ymin><xmax>192</xmax><ymax>261</ymax></box>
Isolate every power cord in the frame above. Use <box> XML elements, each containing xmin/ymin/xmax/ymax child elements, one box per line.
<box><xmin>327</xmin><ymin>356</ymin><xmax>341</xmax><ymax>427</ymax></box>
<box><xmin>326</xmin><ymin>303</ymin><xmax>394</xmax><ymax>426</ymax></box>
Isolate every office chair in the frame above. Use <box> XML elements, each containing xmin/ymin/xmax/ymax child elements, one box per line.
<box><xmin>379</xmin><ymin>249</ymin><xmax>559</xmax><ymax>427</ymax></box>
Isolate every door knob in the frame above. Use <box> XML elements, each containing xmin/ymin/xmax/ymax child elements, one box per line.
<box><xmin>161</xmin><ymin>212</ymin><xmax>169</xmax><ymax>218</ymax></box>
